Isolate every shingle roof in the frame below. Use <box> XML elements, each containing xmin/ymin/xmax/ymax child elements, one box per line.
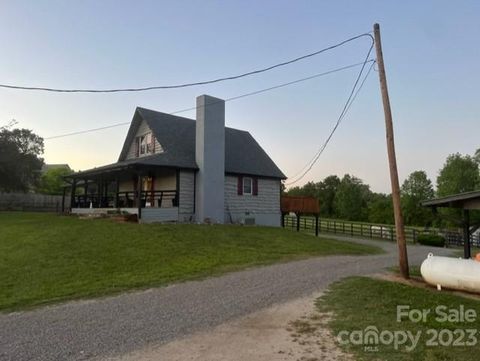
<box><xmin>75</xmin><ymin>107</ymin><xmax>285</xmax><ymax>179</ymax></box>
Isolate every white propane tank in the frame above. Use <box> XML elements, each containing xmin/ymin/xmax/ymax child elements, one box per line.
<box><xmin>420</xmin><ymin>253</ymin><xmax>480</xmax><ymax>293</ymax></box>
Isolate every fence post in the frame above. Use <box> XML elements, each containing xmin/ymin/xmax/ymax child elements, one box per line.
<box><xmin>296</xmin><ymin>213</ymin><xmax>300</xmax><ymax>232</ymax></box>
<box><xmin>334</xmin><ymin>221</ymin><xmax>336</xmax><ymax>234</ymax></box>
<box><xmin>412</xmin><ymin>229</ymin><xmax>416</xmax><ymax>243</ymax></box>
<box><xmin>390</xmin><ymin>227</ymin><xmax>394</xmax><ymax>242</ymax></box>
<box><xmin>351</xmin><ymin>223</ymin><xmax>353</xmax><ymax>236</ymax></box>
<box><xmin>342</xmin><ymin>222</ymin><xmax>345</xmax><ymax>234</ymax></box>
<box><xmin>369</xmin><ymin>225</ymin><xmax>373</xmax><ymax>238</ymax></box>
<box><xmin>360</xmin><ymin>224</ymin><xmax>363</xmax><ymax>236</ymax></box>
<box><xmin>315</xmin><ymin>215</ymin><xmax>319</xmax><ymax>237</ymax></box>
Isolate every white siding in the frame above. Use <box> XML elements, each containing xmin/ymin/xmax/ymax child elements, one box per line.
<box><xmin>179</xmin><ymin>170</ymin><xmax>195</xmax><ymax>221</ymax></box>
<box><xmin>224</xmin><ymin>176</ymin><xmax>281</xmax><ymax>226</ymax></box>
<box><xmin>125</xmin><ymin>119</ymin><xmax>163</xmax><ymax>160</ymax></box>
<box><xmin>141</xmin><ymin>207</ymin><xmax>179</xmax><ymax>223</ymax></box>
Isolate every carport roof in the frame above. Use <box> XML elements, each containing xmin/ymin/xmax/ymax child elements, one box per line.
<box><xmin>422</xmin><ymin>190</ymin><xmax>480</xmax><ymax>209</ymax></box>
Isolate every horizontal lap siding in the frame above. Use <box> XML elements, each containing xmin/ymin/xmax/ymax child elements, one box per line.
<box><xmin>141</xmin><ymin>207</ymin><xmax>178</xmax><ymax>223</ymax></box>
<box><xmin>179</xmin><ymin>170</ymin><xmax>195</xmax><ymax>221</ymax></box>
<box><xmin>224</xmin><ymin>176</ymin><xmax>281</xmax><ymax>226</ymax></box>
<box><xmin>224</xmin><ymin>176</ymin><xmax>280</xmax><ymax>213</ymax></box>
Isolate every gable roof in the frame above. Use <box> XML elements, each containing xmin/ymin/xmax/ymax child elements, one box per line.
<box><xmin>114</xmin><ymin>107</ymin><xmax>286</xmax><ymax>179</ymax></box>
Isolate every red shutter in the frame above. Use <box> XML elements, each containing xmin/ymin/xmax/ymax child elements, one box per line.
<box><xmin>253</xmin><ymin>178</ymin><xmax>258</xmax><ymax>196</ymax></box>
<box><xmin>134</xmin><ymin>138</ymin><xmax>139</xmax><ymax>157</ymax></box>
<box><xmin>150</xmin><ymin>134</ymin><xmax>155</xmax><ymax>154</ymax></box>
<box><xmin>237</xmin><ymin>176</ymin><xmax>243</xmax><ymax>195</ymax></box>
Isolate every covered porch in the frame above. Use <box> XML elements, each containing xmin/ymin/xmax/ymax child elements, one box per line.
<box><xmin>64</xmin><ymin>162</ymin><xmax>182</xmax><ymax>223</ymax></box>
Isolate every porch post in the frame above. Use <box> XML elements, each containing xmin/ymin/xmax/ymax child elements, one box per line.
<box><xmin>137</xmin><ymin>173</ymin><xmax>142</xmax><ymax>220</ymax></box>
<box><xmin>463</xmin><ymin>209</ymin><xmax>471</xmax><ymax>259</ymax></box>
<box><xmin>61</xmin><ymin>187</ymin><xmax>66</xmax><ymax>213</ymax></box>
<box><xmin>114</xmin><ymin>179</ymin><xmax>119</xmax><ymax>208</ymax></box>
<box><xmin>97</xmin><ymin>178</ymin><xmax>102</xmax><ymax>208</ymax></box>
<box><xmin>84</xmin><ymin>179</ymin><xmax>88</xmax><ymax>208</ymax></box>
<box><xmin>70</xmin><ymin>179</ymin><xmax>77</xmax><ymax>210</ymax></box>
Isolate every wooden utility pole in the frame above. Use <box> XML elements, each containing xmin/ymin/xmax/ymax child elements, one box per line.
<box><xmin>373</xmin><ymin>23</ymin><xmax>409</xmax><ymax>279</ymax></box>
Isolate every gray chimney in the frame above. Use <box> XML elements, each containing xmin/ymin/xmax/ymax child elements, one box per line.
<box><xmin>195</xmin><ymin>95</ymin><xmax>225</xmax><ymax>223</ymax></box>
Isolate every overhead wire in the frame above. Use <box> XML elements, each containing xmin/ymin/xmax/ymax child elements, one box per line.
<box><xmin>0</xmin><ymin>33</ymin><xmax>373</xmax><ymax>93</ymax></box>
<box><xmin>284</xmin><ymin>43</ymin><xmax>375</xmax><ymax>186</ymax></box>
<box><xmin>44</xmin><ymin>60</ymin><xmax>374</xmax><ymax>140</ymax></box>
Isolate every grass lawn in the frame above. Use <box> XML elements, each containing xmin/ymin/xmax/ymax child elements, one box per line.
<box><xmin>0</xmin><ymin>212</ymin><xmax>381</xmax><ymax>312</ymax></box>
<box><xmin>318</xmin><ymin>277</ymin><xmax>480</xmax><ymax>361</ymax></box>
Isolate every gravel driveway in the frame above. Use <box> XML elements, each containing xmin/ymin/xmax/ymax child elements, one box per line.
<box><xmin>0</xmin><ymin>237</ymin><xmax>454</xmax><ymax>360</ymax></box>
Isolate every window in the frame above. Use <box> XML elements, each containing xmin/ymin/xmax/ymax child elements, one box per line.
<box><xmin>138</xmin><ymin>133</ymin><xmax>153</xmax><ymax>156</ymax></box>
<box><xmin>243</xmin><ymin>177</ymin><xmax>253</xmax><ymax>195</ymax></box>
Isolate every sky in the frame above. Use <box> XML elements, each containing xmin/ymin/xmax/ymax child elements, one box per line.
<box><xmin>1</xmin><ymin>0</ymin><xmax>479</xmax><ymax>193</ymax></box>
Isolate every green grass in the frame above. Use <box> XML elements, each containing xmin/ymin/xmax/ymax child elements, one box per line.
<box><xmin>0</xmin><ymin>212</ymin><xmax>381</xmax><ymax>312</ymax></box>
<box><xmin>318</xmin><ymin>277</ymin><xmax>480</xmax><ymax>360</ymax></box>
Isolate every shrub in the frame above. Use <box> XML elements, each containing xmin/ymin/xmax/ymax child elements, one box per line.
<box><xmin>417</xmin><ymin>233</ymin><xmax>446</xmax><ymax>247</ymax></box>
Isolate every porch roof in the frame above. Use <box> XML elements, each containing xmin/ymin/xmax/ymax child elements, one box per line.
<box><xmin>68</xmin><ymin>154</ymin><xmax>197</xmax><ymax>179</ymax></box>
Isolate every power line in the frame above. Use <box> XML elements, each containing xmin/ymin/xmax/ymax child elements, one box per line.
<box><xmin>285</xmin><ymin>49</ymin><xmax>375</xmax><ymax>186</ymax></box>
<box><xmin>44</xmin><ymin>60</ymin><xmax>374</xmax><ymax>140</ymax></box>
<box><xmin>1</xmin><ymin>33</ymin><xmax>373</xmax><ymax>93</ymax></box>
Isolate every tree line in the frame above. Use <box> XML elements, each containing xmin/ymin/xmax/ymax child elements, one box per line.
<box><xmin>285</xmin><ymin>149</ymin><xmax>480</xmax><ymax>227</ymax></box>
<box><xmin>0</xmin><ymin>123</ymin><xmax>72</xmax><ymax>195</ymax></box>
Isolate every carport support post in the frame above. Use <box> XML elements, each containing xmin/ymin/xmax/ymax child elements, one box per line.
<box><xmin>463</xmin><ymin>209</ymin><xmax>471</xmax><ymax>259</ymax></box>
<box><xmin>315</xmin><ymin>215</ymin><xmax>319</xmax><ymax>237</ymax></box>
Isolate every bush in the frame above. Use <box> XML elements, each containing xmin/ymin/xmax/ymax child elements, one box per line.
<box><xmin>417</xmin><ymin>233</ymin><xmax>446</xmax><ymax>247</ymax></box>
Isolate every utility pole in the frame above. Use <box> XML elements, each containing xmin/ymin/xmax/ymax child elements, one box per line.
<box><xmin>373</xmin><ymin>23</ymin><xmax>409</xmax><ymax>279</ymax></box>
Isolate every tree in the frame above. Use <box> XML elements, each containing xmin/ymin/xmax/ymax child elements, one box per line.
<box><xmin>285</xmin><ymin>176</ymin><xmax>340</xmax><ymax>218</ymax></box>
<box><xmin>474</xmin><ymin>148</ymin><xmax>480</xmax><ymax>165</ymax></box>
<box><xmin>317</xmin><ymin>175</ymin><xmax>340</xmax><ymax>217</ymax></box>
<box><xmin>334</xmin><ymin>174</ymin><xmax>371</xmax><ymax>221</ymax></box>
<box><xmin>36</xmin><ymin>167</ymin><xmax>73</xmax><ymax>195</ymax></box>
<box><xmin>0</xmin><ymin>127</ymin><xmax>44</xmax><ymax>192</ymax></box>
<box><xmin>401</xmin><ymin>170</ymin><xmax>435</xmax><ymax>226</ymax></box>
<box><xmin>368</xmin><ymin>193</ymin><xmax>394</xmax><ymax>224</ymax></box>
<box><xmin>436</xmin><ymin>153</ymin><xmax>480</xmax><ymax>196</ymax></box>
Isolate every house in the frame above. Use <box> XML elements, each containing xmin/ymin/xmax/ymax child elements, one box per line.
<box><xmin>66</xmin><ymin>95</ymin><xmax>286</xmax><ymax>226</ymax></box>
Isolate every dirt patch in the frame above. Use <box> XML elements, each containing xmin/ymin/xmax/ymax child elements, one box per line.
<box><xmin>104</xmin><ymin>294</ymin><xmax>352</xmax><ymax>361</ymax></box>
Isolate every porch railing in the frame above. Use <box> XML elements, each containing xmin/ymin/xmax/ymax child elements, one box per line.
<box><xmin>73</xmin><ymin>190</ymin><xmax>178</xmax><ymax>209</ymax></box>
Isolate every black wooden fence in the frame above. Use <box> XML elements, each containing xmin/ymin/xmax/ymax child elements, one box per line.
<box><xmin>283</xmin><ymin>216</ymin><xmax>480</xmax><ymax>247</ymax></box>
<box><xmin>0</xmin><ymin>193</ymin><xmax>65</xmax><ymax>212</ymax></box>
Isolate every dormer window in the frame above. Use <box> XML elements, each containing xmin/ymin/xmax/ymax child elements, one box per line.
<box><xmin>136</xmin><ymin>132</ymin><xmax>154</xmax><ymax>157</ymax></box>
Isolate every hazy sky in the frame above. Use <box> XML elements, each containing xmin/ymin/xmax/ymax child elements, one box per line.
<box><xmin>1</xmin><ymin>0</ymin><xmax>479</xmax><ymax>193</ymax></box>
